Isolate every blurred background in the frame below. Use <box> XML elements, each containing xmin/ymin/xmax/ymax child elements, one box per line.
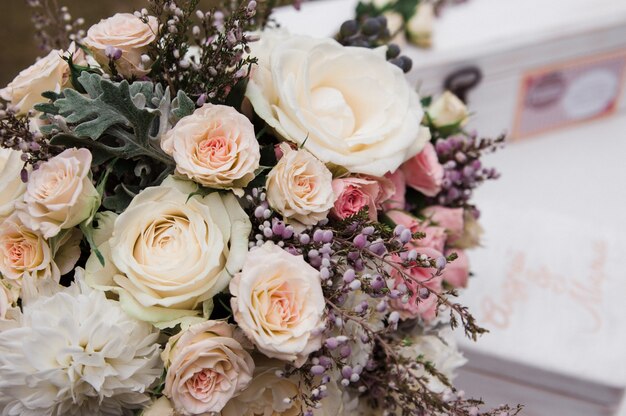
<box><xmin>1</xmin><ymin>1</ymin><xmax>141</xmax><ymax>84</ymax></box>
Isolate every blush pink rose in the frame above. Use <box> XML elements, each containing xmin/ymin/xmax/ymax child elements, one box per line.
<box><xmin>161</xmin><ymin>320</ymin><xmax>254</xmax><ymax>415</ymax></box>
<box><xmin>382</xmin><ymin>169</ymin><xmax>406</xmax><ymax>212</ymax></box>
<box><xmin>422</xmin><ymin>206</ymin><xmax>464</xmax><ymax>244</ymax></box>
<box><xmin>390</xmin><ymin>246</ymin><xmax>443</xmax><ymax>321</ymax></box>
<box><xmin>363</xmin><ymin>174</ymin><xmax>395</xmax><ymax>208</ymax></box>
<box><xmin>442</xmin><ymin>249</ymin><xmax>469</xmax><ymax>288</ymax></box>
<box><xmin>386</xmin><ymin>210</ymin><xmax>446</xmax><ymax>253</ymax></box>
<box><xmin>331</xmin><ymin>177</ymin><xmax>381</xmax><ymax>221</ymax></box>
<box><xmin>401</xmin><ymin>142</ymin><xmax>444</xmax><ymax>197</ymax></box>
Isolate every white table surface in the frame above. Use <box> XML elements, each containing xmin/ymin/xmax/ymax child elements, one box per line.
<box><xmin>459</xmin><ymin>113</ymin><xmax>626</xmax><ymax>414</ymax></box>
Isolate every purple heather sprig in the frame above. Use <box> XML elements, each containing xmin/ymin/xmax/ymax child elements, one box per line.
<box><xmin>0</xmin><ymin>107</ymin><xmax>61</xmax><ymax>180</ymax></box>
<box><xmin>26</xmin><ymin>0</ymin><xmax>85</xmax><ymax>52</ymax></box>
<box><xmin>144</xmin><ymin>0</ymin><xmax>259</xmax><ymax>102</ymax></box>
<box><xmin>240</xmin><ymin>186</ymin><xmax>510</xmax><ymax>415</ymax></box>
<box><xmin>431</xmin><ymin>132</ymin><xmax>505</xmax><ymax>213</ymax></box>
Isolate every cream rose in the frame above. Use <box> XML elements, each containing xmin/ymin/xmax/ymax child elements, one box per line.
<box><xmin>407</xmin><ymin>2</ymin><xmax>435</xmax><ymax>47</ymax></box>
<box><xmin>16</xmin><ymin>148</ymin><xmax>99</xmax><ymax>239</ymax></box>
<box><xmin>230</xmin><ymin>242</ymin><xmax>326</xmax><ymax>366</ymax></box>
<box><xmin>161</xmin><ymin>320</ymin><xmax>254</xmax><ymax>415</ymax></box>
<box><xmin>246</xmin><ymin>31</ymin><xmax>431</xmax><ymax>176</ymax></box>
<box><xmin>0</xmin><ymin>43</ymin><xmax>86</xmax><ymax>115</ymax></box>
<box><xmin>427</xmin><ymin>91</ymin><xmax>469</xmax><ymax>128</ymax></box>
<box><xmin>266</xmin><ymin>144</ymin><xmax>335</xmax><ymax>230</ymax></box>
<box><xmin>0</xmin><ymin>149</ymin><xmax>26</xmax><ymax>220</ymax></box>
<box><xmin>161</xmin><ymin>104</ymin><xmax>260</xmax><ymax>190</ymax></box>
<box><xmin>85</xmin><ymin>177</ymin><xmax>251</xmax><ymax>326</ymax></box>
<box><xmin>84</xmin><ymin>13</ymin><xmax>158</xmax><ymax>78</ymax></box>
<box><xmin>0</xmin><ymin>214</ymin><xmax>81</xmax><ymax>284</ymax></box>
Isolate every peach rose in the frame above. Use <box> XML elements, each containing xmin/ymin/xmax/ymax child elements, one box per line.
<box><xmin>331</xmin><ymin>177</ymin><xmax>381</xmax><ymax>221</ymax></box>
<box><xmin>390</xmin><ymin>246</ymin><xmax>443</xmax><ymax>321</ymax></box>
<box><xmin>161</xmin><ymin>104</ymin><xmax>260</xmax><ymax>190</ymax></box>
<box><xmin>382</xmin><ymin>169</ymin><xmax>406</xmax><ymax>212</ymax></box>
<box><xmin>230</xmin><ymin>242</ymin><xmax>326</xmax><ymax>367</ymax></box>
<box><xmin>162</xmin><ymin>320</ymin><xmax>254</xmax><ymax>415</ymax></box>
<box><xmin>0</xmin><ymin>149</ymin><xmax>26</xmax><ymax>220</ymax></box>
<box><xmin>16</xmin><ymin>148</ymin><xmax>99</xmax><ymax>239</ymax></box>
<box><xmin>401</xmin><ymin>142</ymin><xmax>443</xmax><ymax>197</ymax></box>
<box><xmin>0</xmin><ymin>214</ymin><xmax>81</xmax><ymax>284</ymax></box>
<box><xmin>266</xmin><ymin>144</ymin><xmax>335</xmax><ymax>230</ymax></box>
<box><xmin>84</xmin><ymin>13</ymin><xmax>158</xmax><ymax>78</ymax></box>
<box><xmin>421</xmin><ymin>206</ymin><xmax>464</xmax><ymax>244</ymax></box>
<box><xmin>442</xmin><ymin>249</ymin><xmax>469</xmax><ymax>288</ymax></box>
<box><xmin>0</xmin><ymin>43</ymin><xmax>86</xmax><ymax>115</ymax></box>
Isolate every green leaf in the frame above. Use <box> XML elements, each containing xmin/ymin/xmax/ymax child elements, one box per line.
<box><xmin>96</xmin><ymin>158</ymin><xmax>118</xmax><ymax>195</ymax></box>
<box><xmin>81</xmin><ymin>222</ymin><xmax>105</xmax><ymax>267</ymax></box>
<box><xmin>55</xmin><ymin>88</ymin><xmax>130</xmax><ymax>139</ymax></box>
<box><xmin>172</xmin><ymin>89</ymin><xmax>195</xmax><ymax>119</ymax></box>
<box><xmin>102</xmin><ymin>183</ymin><xmax>136</xmax><ymax>212</ymax></box>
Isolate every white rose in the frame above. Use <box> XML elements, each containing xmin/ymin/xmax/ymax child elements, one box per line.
<box><xmin>142</xmin><ymin>396</ymin><xmax>175</xmax><ymax>416</ymax></box>
<box><xmin>0</xmin><ymin>280</ymin><xmax>16</xmax><ymax>320</ymax></box>
<box><xmin>16</xmin><ymin>148</ymin><xmax>100</xmax><ymax>239</ymax></box>
<box><xmin>398</xmin><ymin>328</ymin><xmax>467</xmax><ymax>393</ymax></box>
<box><xmin>266</xmin><ymin>144</ymin><xmax>335</xmax><ymax>230</ymax></box>
<box><xmin>161</xmin><ymin>320</ymin><xmax>254</xmax><ymax>415</ymax></box>
<box><xmin>84</xmin><ymin>13</ymin><xmax>158</xmax><ymax>78</ymax></box>
<box><xmin>221</xmin><ymin>362</ymin><xmax>301</xmax><ymax>416</ymax></box>
<box><xmin>230</xmin><ymin>242</ymin><xmax>326</xmax><ymax>366</ymax></box>
<box><xmin>427</xmin><ymin>91</ymin><xmax>469</xmax><ymax>128</ymax></box>
<box><xmin>246</xmin><ymin>31</ymin><xmax>431</xmax><ymax>176</ymax></box>
<box><xmin>0</xmin><ymin>214</ymin><xmax>82</xmax><ymax>284</ymax></box>
<box><xmin>85</xmin><ymin>177</ymin><xmax>251</xmax><ymax>327</ymax></box>
<box><xmin>452</xmin><ymin>210</ymin><xmax>484</xmax><ymax>249</ymax></box>
<box><xmin>161</xmin><ymin>104</ymin><xmax>260</xmax><ymax>191</ymax></box>
<box><xmin>0</xmin><ymin>149</ymin><xmax>26</xmax><ymax>220</ymax></box>
<box><xmin>0</xmin><ymin>43</ymin><xmax>86</xmax><ymax>115</ymax></box>
<box><xmin>222</xmin><ymin>360</ymin><xmax>345</xmax><ymax>416</ymax></box>
<box><xmin>407</xmin><ymin>2</ymin><xmax>435</xmax><ymax>48</ymax></box>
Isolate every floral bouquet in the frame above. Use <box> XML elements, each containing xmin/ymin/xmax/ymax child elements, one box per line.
<box><xmin>0</xmin><ymin>1</ymin><xmax>520</xmax><ymax>415</ymax></box>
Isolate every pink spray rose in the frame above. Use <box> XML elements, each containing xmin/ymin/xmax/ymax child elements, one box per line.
<box><xmin>401</xmin><ymin>142</ymin><xmax>444</xmax><ymax>197</ymax></box>
<box><xmin>331</xmin><ymin>177</ymin><xmax>381</xmax><ymax>221</ymax></box>
<box><xmin>366</xmin><ymin>174</ymin><xmax>396</xmax><ymax>208</ymax></box>
<box><xmin>422</xmin><ymin>206</ymin><xmax>464</xmax><ymax>244</ymax></box>
<box><xmin>390</xmin><ymin>246</ymin><xmax>443</xmax><ymax>321</ymax></box>
<box><xmin>382</xmin><ymin>169</ymin><xmax>406</xmax><ymax>212</ymax></box>
<box><xmin>442</xmin><ymin>249</ymin><xmax>469</xmax><ymax>288</ymax></box>
<box><xmin>386</xmin><ymin>210</ymin><xmax>446</xmax><ymax>253</ymax></box>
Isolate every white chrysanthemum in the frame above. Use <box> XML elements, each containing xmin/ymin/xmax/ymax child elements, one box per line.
<box><xmin>0</xmin><ymin>269</ymin><xmax>163</xmax><ymax>416</ymax></box>
<box><xmin>398</xmin><ymin>328</ymin><xmax>467</xmax><ymax>393</ymax></box>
